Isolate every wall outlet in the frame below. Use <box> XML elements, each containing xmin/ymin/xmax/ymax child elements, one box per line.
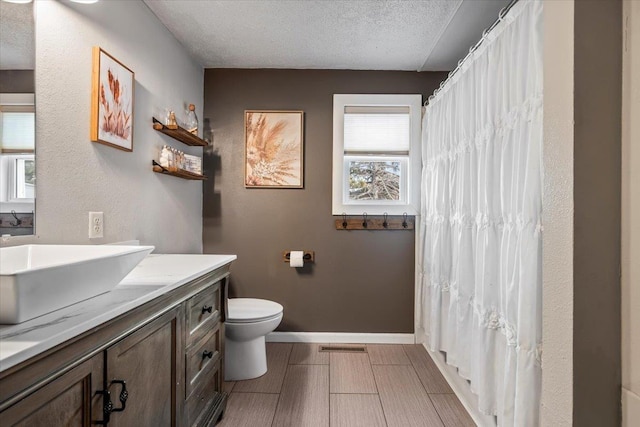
<box><xmin>89</xmin><ymin>212</ymin><xmax>104</xmax><ymax>239</ymax></box>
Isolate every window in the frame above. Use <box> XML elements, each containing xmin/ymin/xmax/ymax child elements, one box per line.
<box><xmin>1</xmin><ymin>155</ymin><xmax>35</xmax><ymax>202</ymax></box>
<box><xmin>332</xmin><ymin>94</ymin><xmax>422</xmax><ymax>215</ymax></box>
<box><xmin>0</xmin><ymin>96</ymin><xmax>35</xmax><ymax>154</ymax></box>
<box><xmin>0</xmin><ymin>111</ymin><xmax>35</xmax><ymax>152</ymax></box>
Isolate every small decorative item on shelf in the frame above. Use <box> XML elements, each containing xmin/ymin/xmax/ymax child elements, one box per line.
<box><xmin>169</xmin><ymin>147</ymin><xmax>178</xmax><ymax>172</ymax></box>
<box><xmin>168</xmin><ymin>111</ymin><xmax>178</xmax><ymax>128</ymax></box>
<box><xmin>159</xmin><ymin>145</ymin><xmax>170</xmax><ymax>168</ymax></box>
<box><xmin>184</xmin><ymin>154</ymin><xmax>202</xmax><ymax>175</ymax></box>
<box><xmin>186</xmin><ymin>104</ymin><xmax>198</xmax><ymax>136</ymax></box>
<box><xmin>156</xmin><ymin>145</ymin><xmax>204</xmax><ymax>176</ymax></box>
<box><xmin>163</xmin><ymin>108</ymin><xmax>171</xmax><ymax>125</ymax></box>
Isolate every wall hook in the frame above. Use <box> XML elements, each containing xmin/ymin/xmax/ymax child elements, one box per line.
<box><xmin>342</xmin><ymin>213</ymin><xmax>348</xmax><ymax>229</ymax></box>
<box><xmin>383</xmin><ymin>213</ymin><xmax>389</xmax><ymax>228</ymax></box>
<box><xmin>402</xmin><ymin>212</ymin><xmax>408</xmax><ymax>229</ymax></box>
<box><xmin>362</xmin><ymin>212</ymin><xmax>368</xmax><ymax>228</ymax></box>
<box><xmin>9</xmin><ymin>210</ymin><xmax>22</xmax><ymax>227</ymax></box>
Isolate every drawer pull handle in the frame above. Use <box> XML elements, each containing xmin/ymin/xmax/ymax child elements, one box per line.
<box><xmin>202</xmin><ymin>350</ymin><xmax>214</xmax><ymax>359</ymax></box>
<box><xmin>202</xmin><ymin>305</ymin><xmax>213</xmax><ymax>314</ymax></box>
<box><xmin>111</xmin><ymin>380</ymin><xmax>129</xmax><ymax>413</ymax></box>
<box><xmin>94</xmin><ymin>390</ymin><xmax>113</xmax><ymax>424</ymax></box>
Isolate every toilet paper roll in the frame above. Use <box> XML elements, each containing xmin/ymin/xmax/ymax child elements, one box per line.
<box><xmin>289</xmin><ymin>251</ymin><xmax>304</xmax><ymax>268</ymax></box>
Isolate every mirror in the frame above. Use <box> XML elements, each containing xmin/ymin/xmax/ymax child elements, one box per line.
<box><xmin>0</xmin><ymin>1</ymin><xmax>35</xmax><ymax>236</ymax></box>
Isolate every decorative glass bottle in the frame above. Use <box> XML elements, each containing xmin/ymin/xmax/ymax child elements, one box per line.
<box><xmin>186</xmin><ymin>104</ymin><xmax>198</xmax><ymax>136</ymax></box>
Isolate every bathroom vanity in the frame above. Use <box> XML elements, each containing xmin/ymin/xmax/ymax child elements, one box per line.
<box><xmin>0</xmin><ymin>254</ymin><xmax>236</xmax><ymax>426</ymax></box>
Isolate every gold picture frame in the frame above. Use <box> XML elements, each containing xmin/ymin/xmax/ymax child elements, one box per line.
<box><xmin>244</xmin><ymin>110</ymin><xmax>304</xmax><ymax>188</ymax></box>
<box><xmin>90</xmin><ymin>47</ymin><xmax>134</xmax><ymax>151</ymax></box>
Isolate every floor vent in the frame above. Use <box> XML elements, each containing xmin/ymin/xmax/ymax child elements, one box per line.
<box><xmin>318</xmin><ymin>345</ymin><xmax>367</xmax><ymax>353</ymax></box>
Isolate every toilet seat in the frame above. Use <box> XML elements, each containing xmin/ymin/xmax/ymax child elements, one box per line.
<box><xmin>227</xmin><ymin>298</ymin><xmax>283</xmax><ymax>324</ymax></box>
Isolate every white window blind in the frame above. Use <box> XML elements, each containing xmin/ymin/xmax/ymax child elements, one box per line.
<box><xmin>343</xmin><ymin>106</ymin><xmax>410</xmax><ymax>153</ymax></box>
<box><xmin>0</xmin><ymin>111</ymin><xmax>35</xmax><ymax>150</ymax></box>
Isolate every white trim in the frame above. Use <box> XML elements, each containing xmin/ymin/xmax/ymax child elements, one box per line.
<box><xmin>266</xmin><ymin>332</ymin><xmax>415</xmax><ymax>344</ymax></box>
<box><xmin>414</xmin><ymin>218</ymin><xmax>423</xmax><ymax>340</ymax></box>
<box><xmin>421</xmin><ymin>343</ymin><xmax>496</xmax><ymax>427</ymax></box>
<box><xmin>0</xmin><ymin>93</ymin><xmax>35</xmax><ymax>106</ymax></box>
<box><xmin>622</xmin><ymin>388</ymin><xmax>640</xmax><ymax>427</ymax></box>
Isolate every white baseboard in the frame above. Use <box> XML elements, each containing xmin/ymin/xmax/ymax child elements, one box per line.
<box><xmin>422</xmin><ymin>343</ymin><xmax>497</xmax><ymax>427</ymax></box>
<box><xmin>266</xmin><ymin>332</ymin><xmax>415</xmax><ymax>344</ymax></box>
<box><xmin>414</xmin><ymin>325</ymin><xmax>427</xmax><ymax>344</ymax></box>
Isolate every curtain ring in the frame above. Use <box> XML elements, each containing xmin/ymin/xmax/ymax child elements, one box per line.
<box><xmin>362</xmin><ymin>212</ymin><xmax>368</xmax><ymax>228</ymax></box>
<box><xmin>383</xmin><ymin>213</ymin><xmax>389</xmax><ymax>229</ymax></box>
<box><xmin>342</xmin><ymin>213</ymin><xmax>348</xmax><ymax>229</ymax></box>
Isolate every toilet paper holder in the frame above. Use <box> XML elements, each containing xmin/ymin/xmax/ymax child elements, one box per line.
<box><xmin>282</xmin><ymin>251</ymin><xmax>315</xmax><ymax>263</ymax></box>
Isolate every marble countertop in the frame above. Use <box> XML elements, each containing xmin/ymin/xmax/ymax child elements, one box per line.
<box><xmin>0</xmin><ymin>254</ymin><xmax>236</xmax><ymax>373</ymax></box>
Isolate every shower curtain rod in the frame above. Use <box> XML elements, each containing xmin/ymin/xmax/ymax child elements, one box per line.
<box><xmin>424</xmin><ymin>0</ymin><xmax>520</xmax><ymax>106</ymax></box>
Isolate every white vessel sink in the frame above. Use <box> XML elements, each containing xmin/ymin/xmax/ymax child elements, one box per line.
<box><xmin>0</xmin><ymin>245</ymin><xmax>154</xmax><ymax>324</ymax></box>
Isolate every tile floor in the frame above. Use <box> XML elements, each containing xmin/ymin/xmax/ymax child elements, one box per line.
<box><xmin>219</xmin><ymin>343</ymin><xmax>475</xmax><ymax>427</ymax></box>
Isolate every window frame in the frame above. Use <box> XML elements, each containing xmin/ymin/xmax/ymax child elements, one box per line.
<box><xmin>332</xmin><ymin>94</ymin><xmax>422</xmax><ymax>215</ymax></box>
<box><xmin>1</xmin><ymin>154</ymin><xmax>35</xmax><ymax>203</ymax></box>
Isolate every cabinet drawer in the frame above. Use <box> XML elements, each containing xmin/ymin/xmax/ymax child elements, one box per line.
<box><xmin>186</xmin><ymin>359</ymin><xmax>222</xmax><ymax>427</ymax></box>
<box><xmin>186</xmin><ymin>282</ymin><xmax>221</xmax><ymax>346</ymax></box>
<box><xmin>186</xmin><ymin>322</ymin><xmax>221</xmax><ymax>398</ymax></box>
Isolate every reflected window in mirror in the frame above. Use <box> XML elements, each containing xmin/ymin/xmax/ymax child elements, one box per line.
<box><xmin>5</xmin><ymin>155</ymin><xmax>35</xmax><ymax>201</ymax></box>
<box><xmin>0</xmin><ymin>94</ymin><xmax>35</xmax><ymax>236</ymax></box>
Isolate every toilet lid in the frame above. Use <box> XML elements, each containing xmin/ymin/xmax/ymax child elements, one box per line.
<box><xmin>227</xmin><ymin>298</ymin><xmax>283</xmax><ymax>323</ymax></box>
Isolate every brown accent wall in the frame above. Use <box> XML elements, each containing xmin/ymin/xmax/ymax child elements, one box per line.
<box><xmin>202</xmin><ymin>69</ymin><xmax>446</xmax><ymax>332</ymax></box>
<box><xmin>573</xmin><ymin>0</ymin><xmax>622</xmax><ymax>425</ymax></box>
<box><xmin>0</xmin><ymin>70</ymin><xmax>34</xmax><ymax>93</ymax></box>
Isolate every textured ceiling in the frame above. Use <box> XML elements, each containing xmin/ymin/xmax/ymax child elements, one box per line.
<box><xmin>0</xmin><ymin>1</ymin><xmax>35</xmax><ymax>70</ymax></box>
<box><xmin>144</xmin><ymin>0</ymin><xmax>511</xmax><ymax>71</ymax></box>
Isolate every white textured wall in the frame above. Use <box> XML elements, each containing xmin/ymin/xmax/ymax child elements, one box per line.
<box><xmin>6</xmin><ymin>0</ymin><xmax>204</xmax><ymax>253</ymax></box>
<box><xmin>541</xmin><ymin>1</ymin><xmax>574</xmax><ymax>425</ymax></box>
<box><xmin>622</xmin><ymin>1</ymin><xmax>640</xmax><ymax>425</ymax></box>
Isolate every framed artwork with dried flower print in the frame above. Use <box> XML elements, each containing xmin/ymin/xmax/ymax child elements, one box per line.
<box><xmin>90</xmin><ymin>47</ymin><xmax>134</xmax><ymax>151</ymax></box>
<box><xmin>245</xmin><ymin>110</ymin><xmax>304</xmax><ymax>188</ymax></box>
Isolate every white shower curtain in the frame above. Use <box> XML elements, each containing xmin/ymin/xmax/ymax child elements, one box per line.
<box><xmin>418</xmin><ymin>1</ymin><xmax>543</xmax><ymax>425</ymax></box>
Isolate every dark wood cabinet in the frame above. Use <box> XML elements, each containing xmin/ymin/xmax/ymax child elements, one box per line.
<box><xmin>0</xmin><ymin>266</ymin><xmax>230</xmax><ymax>427</ymax></box>
<box><xmin>1</xmin><ymin>354</ymin><xmax>103</xmax><ymax>426</ymax></box>
<box><xmin>105</xmin><ymin>308</ymin><xmax>181</xmax><ymax>427</ymax></box>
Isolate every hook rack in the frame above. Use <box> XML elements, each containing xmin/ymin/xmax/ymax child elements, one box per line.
<box><xmin>282</xmin><ymin>251</ymin><xmax>315</xmax><ymax>263</ymax></box>
<box><xmin>334</xmin><ymin>213</ymin><xmax>415</xmax><ymax>230</ymax></box>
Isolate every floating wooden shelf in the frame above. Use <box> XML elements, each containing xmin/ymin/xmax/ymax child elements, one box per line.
<box><xmin>334</xmin><ymin>215</ymin><xmax>415</xmax><ymax>230</ymax></box>
<box><xmin>152</xmin><ymin>161</ymin><xmax>206</xmax><ymax>180</ymax></box>
<box><xmin>152</xmin><ymin>117</ymin><xmax>208</xmax><ymax>147</ymax></box>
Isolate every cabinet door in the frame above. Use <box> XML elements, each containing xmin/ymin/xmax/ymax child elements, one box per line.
<box><xmin>105</xmin><ymin>308</ymin><xmax>181</xmax><ymax>427</ymax></box>
<box><xmin>1</xmin><ymin>354</ymin><xmax>103</xmax><ymax>426</ymax></box>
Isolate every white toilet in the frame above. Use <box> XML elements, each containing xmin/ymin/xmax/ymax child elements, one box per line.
<box><xmin>225</xmin><ymin>298</ymin><xmax>283</xmax><ymax>381</ymax></box>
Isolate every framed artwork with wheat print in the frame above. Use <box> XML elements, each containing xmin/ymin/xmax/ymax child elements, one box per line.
<box><xmin>245</xmin><ymin>110</ymin><xmax>304</xmax><ymax>188</ymax></box>
<box><xmin>90</xmin><ymin>47</ymin><xmax>134</xmax><ymax>151</ymax></box>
